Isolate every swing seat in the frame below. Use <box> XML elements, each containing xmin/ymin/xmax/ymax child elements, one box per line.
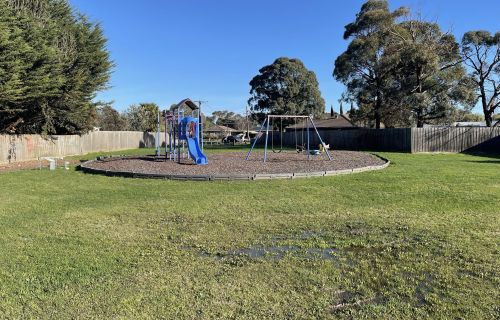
<box><xmin>272</xmin><ymin>149</ymin><xmax>283</xmax><ymax>153</ymax></box>
<box><xmin>309</xmin><ymin>150</ymin><xmax>321</xmax><ymax>155</ymax></box>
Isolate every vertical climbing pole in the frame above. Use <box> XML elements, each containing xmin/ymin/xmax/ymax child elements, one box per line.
<box><xmin>163</xmin><ymin>110</ymin><xmax>170</xmax><ymax>160</ymax></box>
<box><xmin>155</xmin><ymin>111</ymin><xmax>161</xmax><ymax>157</ymax></box>
<box><xmin>306</xmin><ymin>117</ymin><xmax>310</xmax><ymax>160</ymax></box>
<box><xmin>263</xmin><ymin>115</ymin><xmax>271</xmax><ymax>162</ymax></box>
<box><xmin>177</xmin><ymin>108</ymin><xmax>181</xmax><ymax>164</ymax></box>
<box><xmin>172</xmin><ymin>116</ymin><xmax>176</xmax><ymax>161</ymax></box>
<box><xmin>199</xmin><ymin>105</ymin><xmax>204</xmax><ymax>152</ymax></box>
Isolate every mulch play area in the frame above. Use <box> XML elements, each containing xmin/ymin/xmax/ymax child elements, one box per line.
<box><xmin>81</xmin><ymin>151</ymin><xmax>388</xmax><ymax>181</ymax></box>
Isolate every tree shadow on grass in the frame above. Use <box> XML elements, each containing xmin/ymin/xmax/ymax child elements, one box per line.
<box><xmin>462</xmin><ymin>134</ymin><xmax>500</xmax><ymax>156</ymax></box>
<box><xmin>464</xmin><ymin>159</ymin><xmax>500</xmax><ymax>164</ymax></box>
<box><xmin>462</xmin><ymin>152</ymin><xmax>500</xmax><ymax>164</ymax></box>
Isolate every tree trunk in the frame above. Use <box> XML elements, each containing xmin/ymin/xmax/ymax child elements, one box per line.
<box><xmin>484</xmin><ymin>111</ymin><xmax>492</xmax><ymax>127</ymax></box>
<box><xmin>417</xmin><ymin>118</ymin><xmax>424</xmax><ymax>128</ymax></box>
<box><xmin>480</xmin><ymin>81</ymin><xmax>492</xmax><ymax>127</ymax></box>
<box><xmin>375</xmin><ymin>94</ymin><xmax>381</xmax><ymax>129</ymax></box>
<box><xmin>416</xmin><ymin>68</ymin><xmax>424</xmax><ymax>128</ymax></box>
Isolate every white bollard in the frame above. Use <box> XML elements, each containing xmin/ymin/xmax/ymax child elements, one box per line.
<box><xmin>48</xmin><ymin>159</ymin><xmax>56</xmax><ymax>171</ymax></box>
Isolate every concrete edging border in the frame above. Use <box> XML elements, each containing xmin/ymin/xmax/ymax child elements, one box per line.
<box><xmin>79</xmin><ymin>155</ymin><xmax>390</xmax><ymax>181</ymax></box>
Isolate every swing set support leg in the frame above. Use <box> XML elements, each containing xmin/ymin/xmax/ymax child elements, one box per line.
<box><xmin>264</xmin><ymin>116</ymin><xmax>270</xmax><ymax>162</ymax></box>
<box><xmin>245</xmin><ymin>118</ymin><xmax>267</xmax><ymax>161</ymax></box>
<box><xmin>309</xmin><ymin>116</ymin><xmax>332</xmax><ymax>161</ymax></box>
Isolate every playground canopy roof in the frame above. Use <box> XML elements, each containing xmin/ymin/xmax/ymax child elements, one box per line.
<box><xmin>174</xmin><ymin>98</ymin><xmax>199</xmax><ymax>111</ymax></box>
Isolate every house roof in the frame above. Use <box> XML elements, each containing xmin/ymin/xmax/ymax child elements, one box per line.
<box><xmin>204</xmin><ymin>124</ymin><xmax>235</xmax><ymax>132</ymax></box>
<box><xmin>286</xmin><ymin>114</ymin><xmax>356</xmax><ymax>129</ymax></box>
<box><xmin>453</xmin><ymin>121</ymin><xmax>488</xmax><ymax>127</ymax></box>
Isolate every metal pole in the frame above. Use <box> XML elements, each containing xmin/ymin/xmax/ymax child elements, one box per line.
<box><xmin>164</xmin><ymin>112</ymin><xmax>168</xmax><ymax>160</ymax></box>
<box><xmin>245</xmin><ymin>118</ymin><xmax>266</xmax><ymax>161</ymax></box>
<box><xmin>156</xmin><ymin>111</ymin><xmax>161</xmax><ymax>157</ymax></box>
<box><xmin>199</xmin><ymin>108</ymin><xmax>204</xmax><ymax>152</ymax></box>
<box><xmin>169</xmin><ymin>117</ymin><xmax>173</xmax><ymax>160</ymax></box>
<box><xmin>307</xmin><ymin>117</ymin><xmax>310</xmax><ymax>160</ymax></box>
<box><xmin>246</xmin><ymin>105</ymin><xmax>250</xmax><ymax>144</ymax></box>
<box><xmin>177</xmin><ymin>108</ymin><xmax>181</xmax><ymax>164</ymax></box>
<box><xmin>173</xmin><ymin>117</ymin><xmax>177</xmax><ymax>161</ymax></box>
<box><xmin>264</xmin><ymin>115</ymin><xmax>270</xmax><ymax>163</ymax></box>
<box><xmin>309</xmin><ymin>116</ymin><xmax>332</xmax><ymax>161</ymax></box>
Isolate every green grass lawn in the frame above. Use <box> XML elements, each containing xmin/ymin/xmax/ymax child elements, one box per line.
<box><xmin>0</xmin><ymin>149</ymin><xmax>498</xmax><ymax>318</ymax></box>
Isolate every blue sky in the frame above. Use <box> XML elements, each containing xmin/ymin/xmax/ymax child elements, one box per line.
<box><xmin>69</xmin><ymin>0</ymin><xmax>499</xmax><ymax>115</ymax></box>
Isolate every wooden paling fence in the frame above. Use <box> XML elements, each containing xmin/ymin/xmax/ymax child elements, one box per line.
<box><xmin>1</xmin><ymin>127</ymin><xmax>499</xmax><ymax>164</ymax></box>
<box><xmin>409</xmin><ymin>127</ymin><xmax>500</xmax><ymax>153</ymax></box>
<box><xmin>262</xmin><ymin>127</ymin><xmax>500</xmax><ymax>153</ymax></box>
<box><xmin>0</xmin><ymin>131</ymin><xmax>167</xmax><ymax>164</ymax></box>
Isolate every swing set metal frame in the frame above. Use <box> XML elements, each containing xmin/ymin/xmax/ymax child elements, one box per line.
<box><xmin>245</xmin><ymin>115</ymin><xmax>332</xmax><ymax>163</ymax></box>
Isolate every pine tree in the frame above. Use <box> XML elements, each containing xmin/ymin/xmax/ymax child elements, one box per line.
<box><xmin>0</xmin><ymin>0</ymin><xmax>112</xmax><ymax>134</ymax></box>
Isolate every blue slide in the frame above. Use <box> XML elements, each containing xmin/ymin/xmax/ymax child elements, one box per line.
<box><xmin>186</xmin><ymin>135</ymin><xmax>208</xmax><ymax>165</ymax></box>
<box><xmin>181</xmin><ymin>116</ymin><xmax>208</xmax><ymax>165</ymax></box>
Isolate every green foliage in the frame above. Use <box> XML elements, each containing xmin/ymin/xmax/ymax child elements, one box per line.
<box><xmin>461</xmin><ymin>31</ymin><xmax>500</xmax><ymax>126</ymax></box>
<box><xmin>335</xmin><ymin>1</ymin><xmax>477</xmax><ymax>128</ymax></box>
<box><xmin>0</xmin><ymin>0</ymin><xmax>112</xmax><ymax>134</ymax></box>
<box><xmin>453</xmin><ymin>111</ymin><xmax>484</xmax><ymax>122</ymax></box>
<box><xmin>249</xmin><ymin>57</ymin><xmax>325</xmax><ymax>125</ymax></box>
<box><xmin>207</xmin><ymin>110</ymin><xmax>246</xmax><ymax>129</ymax></box>
<box><xmin>95</xmin><ymin>103</ymin><xmax>129</xmax><ymax>131</ymax></box>
<box><xmin>389</xmin><ymin>20</ymin><xmax>475</xmax><ymax>127</ymax></box>
<box><xmin>334</xmin><ymin>0</ymin><xmax>407</xmax><ymax>128</ymax></box>
<box><xmin>124</xmin><ymin>103</ymin><xmax>160</xmax><ymax>132</ymax></box>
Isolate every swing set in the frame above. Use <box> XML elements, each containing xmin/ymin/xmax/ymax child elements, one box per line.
<box><xmin>246</xmin><ymin>115</ymin><xmax>332</xmax><ymax>162</ymax></box>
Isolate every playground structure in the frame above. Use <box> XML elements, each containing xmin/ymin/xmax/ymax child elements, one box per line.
<box><xmin>82</xmin><ymin>111</ymin><xmax>391</xmax><ymax>181</ymax></box>
<box><xmin>246</xmin><ymin>115</ymin><xmax>332</xmax><ymax>162</ymax></box>
<box><xmin>156</xmin><ymin>98</ymin><xmax>208</xmax><ymax>165</ymax></box>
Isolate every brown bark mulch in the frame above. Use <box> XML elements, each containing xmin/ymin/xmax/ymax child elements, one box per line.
<box><xmin>84</xmin><ymin>151</ymin><xmax>386</xmax><ymax>176</ymax></box>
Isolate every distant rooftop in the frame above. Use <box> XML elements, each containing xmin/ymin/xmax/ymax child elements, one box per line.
<box><xmin>453</xmin><ymin>121</ymin><xmax>488</xmax><ymax>127</ymax></box>
<box><xmin>205</xmin><ymin>124</ymin><xmax>235</xmax><ymax>133</ymax></box>
<box><xmin>286</xmin><ymin>114</ymin><xmax>356</xmax><ymax>130</ymax></box>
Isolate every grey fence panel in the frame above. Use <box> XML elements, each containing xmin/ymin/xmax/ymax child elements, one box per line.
<box><xmin>258</xmin><ymin>127</ymin><xmax>499</xmax><ymax>153</ymax></box>
<box><xmin>260</xmin><ymin>128</ymin><xmax>412</xmax><ymax>152</ymax></box>
<box><xmin>410</xmin><ymin>127</ymin><xmax>500</xmax><ymax>153</ymax></box>
<box><xmin>2</xmin><ymin>127</ymin><xmax>499</xmax><ymax>164</ymax></box>
<box><xmin>0</xmin><ymin>131</ymin><xmax>169</xmax><ymax>164</ymax></box>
